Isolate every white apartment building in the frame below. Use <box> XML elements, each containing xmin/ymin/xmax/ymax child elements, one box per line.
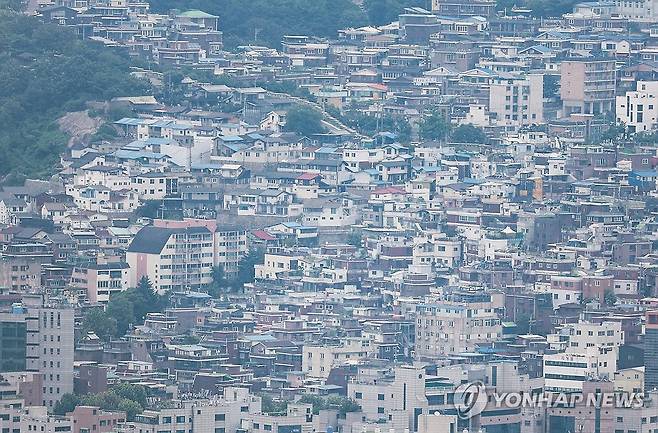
<box><xmin>243</xmin><ymin>404</ymin><xmax>315</xmax><ymax>433</ymax></box>
<box><xmin>132</xmin><ymin>388</ymin><xmax>261</xmax><ymax>433</ymax></box>
<box><xmin>489</xmin><ymin>73</ymin><xmax>544</xmax><ymax>127</ymax></box>
<box><xmin>126</xmin><ymin>226</ymin><xmax>214</xmax><ymax>292</ymax></box>
<box><xmin>69</xmin><ymin>262</ymin><xmax>131</xmax><ymax>303</ymax></box>
<box><xmin>414</xmin><ymin>302</ymin><xmax>503</xmax><ymax>358</ymax></box>
<box><xmin>214</xmin><ymin>225</ymin><xmax>248</xmax><ymax>278</ymax></box>
<box><xmin>130</xmin><ymin>172</ymin><xmax>182</xmax><ymax>200</ymax></box>
<box><xmin>412</xmin><ymin>232</ymin><xmax>462</xmax><ymax>268</ymax></box>
<box><xmin>616</xmin><ymin>80</ymin><xmax>658</xmax><ymax>133</ymax></box>
<box><xmin>612</xmin><ymin>0</ymin><xmax>658</xmax><ymax>21</ymax></box>
<box><xmin>255</xmin><ymin>253</ymin><xmax>304</xmax><ymax>280</ymax></box>
<box><xmin>302</xmin><ymin>338</ymin><xmax>370</xmax><ymax>378</ymax></box>
<box><xmin>549</xmin><ymin>321</ymin><xmax>624</xmax><ymax>355</ymax></box>
<box><xmin>544</xmin><ymin>350</ymin><xmax>617</xmax><ymax>392</ymax></box>
<box><xmin>347</xmin><ymin>365</ymin><xmax>432</xmax><ymax>432</ymax></box>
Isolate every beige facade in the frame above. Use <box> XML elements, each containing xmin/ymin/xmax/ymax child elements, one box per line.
<box><xmin>414</xmin><ymin>302</ymin><xmax>502</xmax><ymax>358</ymax></box>
<box><xmin>302</xmin><ymin>339</ymin><xmax>369</xmax><ymax>378</ymax></box>
<box><xmin>561</xmin><ymin>58</ymin><xmax>616</xmax><ymax>116</ymax></box>
<box><xmin>126</xmin><ymin>226</ymin><xmax>214</xmax><ymax>293</ymax></box>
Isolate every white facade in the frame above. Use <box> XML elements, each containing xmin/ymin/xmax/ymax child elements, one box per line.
<box><xmin>616</xmin><ymin>81</ymin><xmax>658</xmax><ymax>133</ymax></box>
<box><xmin>489</xmin><ymin>73</ymin><xmax>544</xmax><ymax>127</ymax></box>
<box><xmin>613</xmin><ymin>0</ymin><xmax>658</xmax><ymax>21</ymax></box>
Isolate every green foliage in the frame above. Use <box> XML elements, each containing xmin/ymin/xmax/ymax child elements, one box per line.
<box><xmin>206</xmin><ymin>249</ymin><xmax>264</xmax><ymax>295</ymax></box>
<box><xmin>83</xmin><ymin>277</ymin><xmax>168</xmax><ymax>339</ymax></box>
<box><xmin>339</xmin><ymin>110</ymin><xmax>412</xmax><ymax>142</ymax></box>
<box><xmin>419</xmin><ymin>110</ymin><xmax>451</xmax><ymax>141</ymax></box>
<box><xmin>284</xmin><ymin>106</ymin><xmax>326</xmax><ymax>137</ymax></box>
<box><xmin>177</xmin><ymin>334</ymin><xmax>201</xmax><ymax>345</ymax></box>
<box><xmin>148</xmin><ymin>0</ymin><xmax>368</xmax><ymax>49</ymax></box>
<box><xmin>450</xmin><ymin>124</ymin><xmax>487</xmax><ymax>144</ymax></box>
<box><xmin>543</xmin><ymin>75</ymin><xmax>560</xmax><ymax>99</ymax></box>
<box><xmin>347</xmin><ymin>231</ymin><xmax>362</xmax><ymax>248</ymax></box>
<box><xmin>113</xmin><ymin>382</ymin><xmax>148</xmax><ymax>408</ymax></box>
<box><xmin>298</xmin><ymin>395</ymin><xmax>361</xmax><ymax>416</ymax></box>
<box><xmin>514</xmin><ymin>313</ymin><xmax>531</xmax><ymax>335</ymax></box>
<box><xmin>207</xmin><ymin>265</ymin><xmax>229</xmax><ymax>298</ymax></box>
<box><xmin>235</xmin><ymin>248</ymin><xmax>264</xmax><ymax>288</ymax></box>
<box><xmin>632</xmin><ymin>131</ymin><xmax>658</xmax><ymax>144</ymax></box>
<box><xmin>134</xmin><ymin>200</ymin><xmax>162</xmax><ymax>219</ymax></box>
<box><xmin>363</xmin><ymin>0</ymin><xmax>425</xmax><ymax>26</ymax></box>
<box><xmin>604</xmin><ymin>288</ymin><xmax>617</xmax><ymax>306</ymax></box>
<box><xmin>105</xmin><ymin>296</ymin><xmax>135</xmax><ymax>337</ymax></box>
<box><xmin>298</xmin><ymin>395</ymin><xmax>325</xmax><ymax>415</ymax></box>
<box><xmin>107</xmin><ymin>105</ymin><xmax>135</xmax><ymax>121</ymax></box>
<box><xmin>0</xmin><ymin>0</ymin><xmax>23</xmax><ymax>12</ymax></box>
<box><xmin>81</xmin><ymin>308</ymin><xmax>118</xmax><ymax>341</ymax></box>
<box><xmin>597</xmin><ymin>122</ymin><xmax>625</xmax><ymax>144</ymax></box>
<box><xmin>53</xmin><ymin>393</ymin><xmax>79</xmax><ymax>415</ymax></box>
<box><xmin>496</xmin><ymin>0</ymin><xmax>580</xmax><ymax>17</ymax></box>
<box><xmin>0</xmin><ymin>14</ymin><xmax>149</xmax><ymax>181</ymax></box>
<box><xmin>53</xmin><ymin>384</ymin><xmax>147</xmax><ymax>421</ymax></box>
<box><xmin>260</xmin><ymin>394</ymin><xmax>288</xmax><ymax>414</ymax></box>
<box><xmin>328</xmin><ymin>395</ymin><xmax>361</xmax><ymax>416</ymax></box>
<box><xmin>89</xmin><ymin>123</ymin><xmax>119</xmax><ymax>143</ymax></box>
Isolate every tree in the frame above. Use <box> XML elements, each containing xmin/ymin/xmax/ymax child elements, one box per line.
<box><xmin>364</xmin><ymin>0</ymin><xmax>424</xmax><ymax>26</ymax></box>
<box><xmin>81</xmin><ymin>308</ymin><xmax>118</xmax><ymax>342</ymax></box>
<box><xmin>117</xmin><ymin>399</ymin><xmax>143</xmax><ymax>421</ymax></box>
<box><xmin>543</xmin><ymin>74</ymin><xmax>560</xmax><ymax>99</ymax></box>
<box><xmin>53</xmin><ymin>393</ymin><xmax>80</xmax><ymax>415</ymax></box>
<box><xmin>604</xmin><ymin>288</ymin><xmax>617</xmax><ymax>306</ymax></box>
<box><xmin>236</xmin><ymin>248</ymin><xmax>264</xmax><ymax>287</ymax></box>
<box><xmin>632</xmin><ymin>131</ymin><xmax>658</xmax><ymax>144</ymax></box>
<box><xmin>0</xmin><ymin>14</ymin><xmax>149</xmax><ymax>181</ymax></box>
<box><xmin>147</xmin><ymin>0</ymin><xmax>368</xmax><ymax>49</ymax></box>
<box><xmin>103</xmin><ymin>277</ymin><xmax>169</xmax><ymax>338</ymax></box>
<box><xmin>89</xmin><ymin>123</ymin><xmax>118</xmax><ymax>143</ymax></box>
<box><xmin>514</xmin><ymin>313</ymin><xmax>531</xmax><ymax>335</ymax></box>
<box><xmin>113</xmin><ymin>383</ymin><xmax>148</xmax><ymax>408</ymax></box>
<box><xmin>347</xmin><ymin>231</ymin><xmax>362</xmax><ymax>248</ymax></box>
<box><xmin>208</xmin><ymin>265</ymin><xmax>230</xmax><ymax>298</ymax></box>
<box><xmin>284</xmin><ymin>106</ymin><xmax>326</xmax><ymax>137</ymax></box>
<box><xmin>450</xmin><ymin>124</ymin><xmax>487</xmax><ymax>144</ymax></box>
<box><xmin>419</xmin><ymin>110</ymin><xmax>451</xmax><ymax>141</ymax></box>
<box><xmin>53</xmin><ymin>384</ymin><xmax>148</xmax><ymax>421</ymax></box>
<box><xmin>326</xmin><ymin>396</ymin><xmax>361</xmax><ymax>416</ymax></box>
<box><xmin>597</xmin><ymin>122</ymin><xmax>625</xmax><ymax>144</ymax></box>
<box><xmin>299</xmin><ymin>395</ymin><xmax>326</xmax><ymax>415</ymax></box>
<box><xmin>106</xmin><ymin>296</ymin><xmax>135</xmax><ymax>337</ymax></box>
<box><xmin>260</xmin><ymin>394</ymin><xmax>288</xmax><ymax>414</ymax></box>
<box><xmin>134</xmin><ymin>200</ymin><xmax>162</xmax><ymax>219</ymax></box>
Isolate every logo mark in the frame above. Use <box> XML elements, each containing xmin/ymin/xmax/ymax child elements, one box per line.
<box><xmin>453</xmin><ymin>381</ymin><xmax>487</xmax><ymax>419</ymax></box>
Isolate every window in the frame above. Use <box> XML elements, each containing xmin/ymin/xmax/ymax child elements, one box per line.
<box><xmin>264</xmin><ymin>425</ymin><xmax>272</xmax><ymax>432</ymax></box>
<box><xmin>378</xmin><ymin>394</ymin><xmax>385</xmax><ymax>401</ymax></box>
<box><xmin>378</xmin><ymin>407</ymin><xmax>385</xmax><ymax>414</ymax></box>
<box><xmin>355</xmin><ymin>392</ymin><xmax>362</xmax><ymax>399</ymax></box>
<box><xmin>215</xmin><ymin>414</ymin><xmax>225</xmax><ymax>422</ymax></box>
